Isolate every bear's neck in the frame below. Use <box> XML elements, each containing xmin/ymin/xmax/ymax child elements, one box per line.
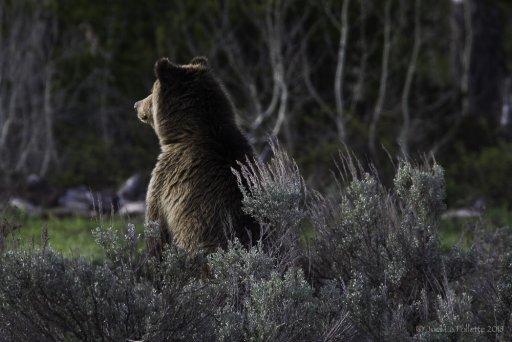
<box><xmin>158</xmin><ymin>118</ymin><xmax>252</xmax><ymax>164</ymax></box>
<box><xmin>158</xmin><ymin>112</ymin><xmax>238</xmax><ymax>147</ymax></box>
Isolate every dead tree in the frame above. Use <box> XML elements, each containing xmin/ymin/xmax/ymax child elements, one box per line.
<box><xmin>0</xmin><ymin>1</ymin><xmax>60</xmax><ymax>185</ymax></box>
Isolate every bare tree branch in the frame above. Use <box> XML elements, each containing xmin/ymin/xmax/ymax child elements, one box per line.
<box><xmin>368</xmin><ymin>0</ymin><xmax>392</xmax><ymax>157</ymax></box>
<box><xmin>0</xmin><ymin>1</ymin><xmax>61</xmax><ymax>182</ymax></box>
<box><xmin>398</xmin><ymin>0</ymin><xmax>422</xmax><ymax>158</ymax></box>
<box><xmin>350</xmin><ymin>0</ymin><xmax>369</xmax><ymax>116</ymax></box>
<box><xmin>333</xmin><ymin>0</ymin><xmax>351</xmax><ymax>143</ymax></box>
<box><xmin>431</xmin><ymin>0</ymin><xmax>473</xmax><ymax>155</ymax></box>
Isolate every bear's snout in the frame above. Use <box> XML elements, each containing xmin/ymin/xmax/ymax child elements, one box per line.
<box><xmin>135</xmin><ymin>98</ymin><xmax>150</xmax><ymax>123</ymax></box>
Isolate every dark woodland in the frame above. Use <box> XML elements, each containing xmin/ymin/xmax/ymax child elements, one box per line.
<box><xmin>0</xmin><ymin>0</ymin><xmax>510</xmax><ymax>205</ymax></box>
<box><xmin>1</xmin><ymin>0</ymin><xmax>512</xmax><ymax>340</ymax></box>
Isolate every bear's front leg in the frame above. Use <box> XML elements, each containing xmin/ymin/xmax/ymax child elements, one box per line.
<box><xmin>144</xmin><ymin>197</ymin><xmax>170</xmax><ymax>259</ymax></box>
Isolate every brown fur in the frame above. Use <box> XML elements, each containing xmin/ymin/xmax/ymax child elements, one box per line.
<box><xmin>134</xmin><ymin>56</ymin><xmax>258</xmax><ymax>255</ymax></box>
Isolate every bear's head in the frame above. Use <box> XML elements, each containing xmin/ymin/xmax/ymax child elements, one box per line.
<box><xmin>134</xmin><ymin>56</ymin><xmax>231</xmax><ymax>145</ymax></box>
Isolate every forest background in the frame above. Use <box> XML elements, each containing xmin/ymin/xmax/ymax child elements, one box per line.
<box><xmin>2</xmin><ymin>1</ymin><xmax>512</xmax><ymax>339</ymax></box>
<box><xmin>1</xmin><ymin>0</ymin><xmax>511</xmax><ymax>214</ymax></box>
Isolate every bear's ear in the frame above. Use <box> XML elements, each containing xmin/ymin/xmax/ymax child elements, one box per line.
<box><xmin>154</xmin><ymin>57</ymin><xmax>179</xmax><ymax>81</ymax></box>
<box><xmin>190</xmin><ymin>56</ymin><xmax>209</xmax><ymax>68</ymax></box>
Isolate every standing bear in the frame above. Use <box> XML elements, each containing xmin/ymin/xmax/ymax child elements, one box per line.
<box><xmin>134</xmin><ymin>56</ymin><xmax>259</xmax><ymax>255</ymax></box>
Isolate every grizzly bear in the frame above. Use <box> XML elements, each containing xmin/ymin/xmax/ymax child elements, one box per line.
<box><xmin>134</xmin><ymin>56</ymin><xmax>259</xmax><ymax>255</ymax></box>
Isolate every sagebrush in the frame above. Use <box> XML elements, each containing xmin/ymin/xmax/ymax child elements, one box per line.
<box><xmin>0</xmin><ymin>144</ymin><xmax>510</xmax><ymax>341</ymax></box>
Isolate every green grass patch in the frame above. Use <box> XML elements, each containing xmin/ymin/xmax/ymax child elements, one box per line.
<box><xmin>2</xmin><ymin>209</ymin><xmax>144</xmax><ymax>260</ymax></box>
<box><xmin>439</xmin><ymin>206</ymin><xmax>512</xmax><ymax>251</ymax></box>
<box><xmin>440</xmin><ymin>218</ymin><xmax>475</xmax><ymax>251</ymax></box>
<box><xmin>485</xmin><ymin>205</ymin><xmax>512</xmax><ymax>227</ymax></box>
<box><xmin>3</xmin><ymin>207</ymin><xmax>510</xmax><ymax>259</ymax></box>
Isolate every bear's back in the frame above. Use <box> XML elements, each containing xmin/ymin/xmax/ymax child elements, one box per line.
<box><xmin>152</xmin><ymin>131</ymin><xmax>256</xmax><ymax>253</ymax></box>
